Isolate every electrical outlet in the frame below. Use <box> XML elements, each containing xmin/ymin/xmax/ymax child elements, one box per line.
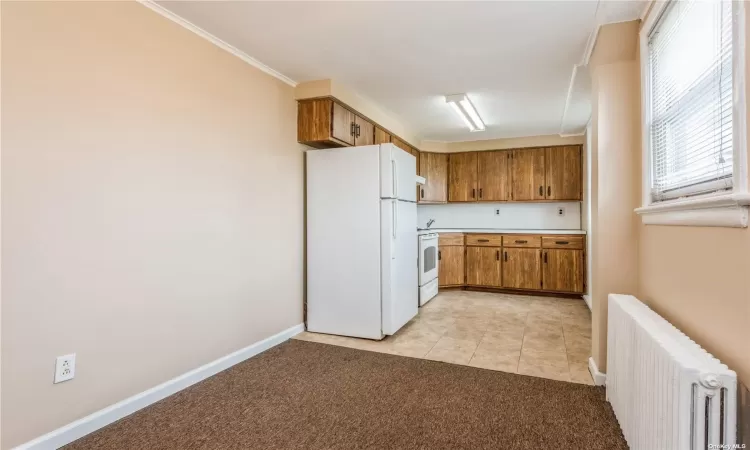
<box><xmin>557</xmin><ymin>207</ymin><xmax>565</xmax><ymax>216</ymax></box>
<box><xmin>54</xmin><ymin>353</ymin><xmax>76</xmax><ymax>384</ymax></box>
<box><xmin>495</xmin><ymin>209</ymin><xmax>500</xmax><ymax>215</ymax></box>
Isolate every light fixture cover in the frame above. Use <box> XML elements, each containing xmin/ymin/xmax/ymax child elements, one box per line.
<box><xmin>446</xmin><ymin>94</ymin><xmax>485</xmax><ymax>132</ymax></box>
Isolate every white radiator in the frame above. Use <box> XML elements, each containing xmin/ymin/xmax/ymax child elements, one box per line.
<box><xmin>607</xmin><ymin>294</ymin><xmax>737</xmax><ymax>450</ymax></box>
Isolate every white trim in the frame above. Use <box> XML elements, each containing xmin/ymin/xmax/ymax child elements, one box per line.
<box><xmin>582</xmin><ymin>24</ymin><xmax>601</xmax><ymax>67</ymax></box>
<box><xmin>638</xmin><ymin>0</ymin><xmax>749</xmax><ymax>226</ymax></box>
<box><xmin>559</xmin><ymin>130</ymin><xmax>586</xmax><ymax>138</ymax></box>
<box><xmin>13</xmin><ymin>323</ymin><xmax>305</xmax><ymax>450</ymax></box>
<box><xmin>559</xmin><ymin>64</ymin><xmax>580</xmax><ymax>136</ymax></box>
<box><xmin>639</xmin><ymin>1</ymin><xmax>654</xmax><ymax>21</ymax></box>
<box><xmin>635</xmin><ymin>192</ymin><xmax>750</xmax><ymax>227</ymax></box>
<box><xmin>137</xmin><ymin>1</ymin><xmax>297</xmax><ymax>87</ymax></box>
<box><xmin>733</xmin><ymin>0</ymin><xmax>748</xmax><ymax>194</ymax></box>
<box><xmin>588</xmin><ymin>357</ymin><xmax>606</xmax><ymax>386</ymax></box>
<box><xmin>583</xmin><ymin>294</ymin><xmax>592</xmax><ymax>311</ymax></box>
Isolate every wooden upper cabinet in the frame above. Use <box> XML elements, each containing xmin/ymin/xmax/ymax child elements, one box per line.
<box><xmin>419</xmin><ymin>152</ymin><xmax>448</xmax><ymax>203</ymax></box>
<box><xmin>510</xmin><ymin>148</ymin><xmax>546</xmax><ymax>201</ymax></box>
<box><xmin>448</xmin><ymin>152</ymin><xmax>478</xmax><ymax>202</ymax></box>
<box><xmin>542</xmin><ymin>249</ymin><xmax>584</xmax><ymax>293</ymax></box>
<box><xmin>391</xmin><ymin>136</ymin><xmax>410</xmax><ymax>153</ymax></box>
<box><xmin>354</xmin><ymin>115</ymin><xmax>374</xmax><ymax>146</ymax></box>
<box><xmin>374</xmin><ymin>127</ymin><xmax>391</xmax><ymax>145</ymax></box>
<box><xmin>438</xmin><ymin>245</ymin><xmax>465</xmax><ymax>287</ymax></box>
<box><xmin>465</xmin><ymin>246</ymin><xmax>502</xmax><ymax>287</ymax></box>
<box><xmin>297</xmin><ymin>98</ymin><xmax>375</xmax><ymax>148</ymax></box>
<box><xmin>331</xmin><ymin>102</ymin><xmax>355</xmax><ymax>146</ymax></box>
<box><xmin>477</xmin><ymin>150</ymin><xmax>511</xmax><ymax>201</ymax></box>
<box><xmin>546</xmin><ymin>145</ymin><xmax>582</xmax><ymax>200</ymax></box>
<box><xmin>502</xmin><ymin>248</ymin><xmax>541</xmax><ymax>290</ymax></box>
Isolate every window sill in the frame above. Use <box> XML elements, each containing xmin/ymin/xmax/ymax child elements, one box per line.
<box><xmin>634</xmin><ymin>192</ymin><xmax>750</xmax><ymax>227</ymax></box>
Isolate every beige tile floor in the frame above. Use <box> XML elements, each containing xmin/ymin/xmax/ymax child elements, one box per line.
<box><xmin>294</xmin><ymin>290</ymin><xmax>594</xmax><ymax>384</ymax></box>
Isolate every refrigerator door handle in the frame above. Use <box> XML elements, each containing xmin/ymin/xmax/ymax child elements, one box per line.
<box><xmin>392</xmin><ymin>201</ymin><xmax>397</xmax><ymax>239</ymax></box>
<box><xmin>391</xmin><ymin>159</ymin><xmax>398</xmax><ymax>198</ymax></box>
<box><xmin>391</xmin><ymin>201</ymin><xmax>397</xmax><ymax>259</ymax></box>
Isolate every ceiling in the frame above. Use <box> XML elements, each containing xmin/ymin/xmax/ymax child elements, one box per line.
<box><xmin>157</xmin><ymin>1</ymin><xmax>645</xmax><ymax>142</ymax></box>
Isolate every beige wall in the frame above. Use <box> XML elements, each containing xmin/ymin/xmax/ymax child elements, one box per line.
<box><xmin>295</xmin><ymin>79</ymin><xmax>421</xmax><ymax>147</ymax></box>
<box><xmin>635</xmin><ymin>3</ymin><xmax>750</xmax><ymax>388</ymax></box>
<box><xmin>589</xmin><ymin>7</ymin><xmax>750</xmax><ymax>389</ymax></box>
<box><xmin>420</xmin><ymin>134</ymin><xmax>584</xmax><ymax>153</ymax></box>
<box><xmin>588</xmin><ymin>20</ymin><xmax>642</xmax><ymax>372</ymax></box>
<box><xmin>1</xmin><ymin>2</ymin><xmax>304</xmax><ymax>448</ymax></box>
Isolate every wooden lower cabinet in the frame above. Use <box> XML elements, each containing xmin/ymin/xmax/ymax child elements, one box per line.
<box><xmin>438</xmin><ymin>245</ymin><xmax>464</xmax><ymax>287</ymax></box>
<box><xmin>439</xmin><ymin>233</ymin><xmax>586</xmax><ymax>295</ymax></box>
<box><xmin>466</xmin><ymin>246</ymin><xmax>502</xmax><ymax>287</ymax></box>
<box><xmin>542</xmin><ymin>249</ymin><xmax>584</xmax><ymax>293</ymax></box>
<box><xmin>502</xmin><ymin>248</ymin><xmax>541</xmax><ymax>290</ymax></box>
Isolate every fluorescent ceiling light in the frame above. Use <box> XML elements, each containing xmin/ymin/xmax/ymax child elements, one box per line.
<box><xmin>446</xmin><ymin>94</ymin><xmax>485</xmax><ymax>132</ymax></box>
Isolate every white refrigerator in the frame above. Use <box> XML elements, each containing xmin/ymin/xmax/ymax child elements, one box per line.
<box><xmin>306</xmin><ymin>143</ymin><xmax>418</xmax><ymax>340</ymax></box>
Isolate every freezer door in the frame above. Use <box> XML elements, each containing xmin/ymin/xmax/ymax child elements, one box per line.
<box><xmin>380</xmin><ymin>199</ymin><xmax>418</xmax><ymax>335</ymax></box>
<box><xmin>379</xmin><ymin>143</ymin><xmax>417</xmax><ymax>202</ymax></box>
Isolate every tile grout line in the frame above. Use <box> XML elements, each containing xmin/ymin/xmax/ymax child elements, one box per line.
<box><xmin>516</xmin><ymin>311</ymin><xmax>530</xmax><ymax>373</ymax></box>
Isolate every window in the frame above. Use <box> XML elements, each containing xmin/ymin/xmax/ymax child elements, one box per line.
<box><xmin>638</xmin><ymin>0</ymin><xmax>749</xmax><ymax>227</ymax></box>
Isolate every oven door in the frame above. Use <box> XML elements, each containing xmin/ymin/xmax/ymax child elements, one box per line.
<box><xmin>418</xmin><ymin>234</ymin><xmax>439</xmax><ymax>286</ymax></box>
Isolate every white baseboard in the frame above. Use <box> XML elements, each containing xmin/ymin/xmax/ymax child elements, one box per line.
<box><xmin>14</xmin><ymin>323</ymin><xmax>305</xmax><ymax>450</ymax></box>
<box><xmin>588</xmin><ymin>356</ymin><xmax>606</xmax><ymax>386</ymax></box>
<box><xmin>583</xmin><ymin>294</ymin><xmax>592</xmax><ymax>310</ymax></box>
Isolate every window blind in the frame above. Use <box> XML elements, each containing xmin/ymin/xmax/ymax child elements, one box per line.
<box><xmin>648</xmin><ymin>0</ymin><xmax>734</xmax><ymax>202</ymax></box>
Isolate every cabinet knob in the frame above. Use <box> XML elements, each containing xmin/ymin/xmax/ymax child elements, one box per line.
<box><xmin>555</xmin><ymin>241</ymin><xmax>569</xmax><ymax>245</ymax></box>
<box><xmin>438</xmin><ymin>250</ymin><xmax>441</xmax><ymax>260</ymax></box>
<box><xmin>548</xmin><ymin>186</ymin><xmax>551</xmax><ymax>197</ymax></box>
<box><xmin>472</xmin><ymin>188</ymin><xmax>476</xmax><ymax>198</ymax></box>
<box><xmin>351</xmin><ymin>122</ymin><xmax>355</xmax><ymax>136</ymax></box>
<box><xmin>543</xmin><ymin>252</ymin><xmax>548</xmax><ymax>263</ymax></box>
<box><xmin>538</xmin><ymin>186</ymin><xmax>543</xmax><ymax>196</ymax></box>
<box><xmin>477</xmin><ymin>239</ymin><xmax>490</xmax><ymax>242</ymax></box>
<box><xmin>515</xmin><ymin>240</ymin><xmax>527</xmax><ymax>244</ymax></box>
<box><xmin>479</xmin><ymin>188</ymin><xmax>483</xmax><ymax>199</ymax></box>
<box><xmin>496</xmin><ymin>250</ymin><xmax>500</xmax><ymax>261</ymax></box>
<box><xmin>504</xmin><ymin>251</ymin><xmax>507</xmax><ymax>262</ymax></box>
<box><xmin>420</xmin><ymin>188</ymin><xmax>424</xmax><ymax>199</ymax></box>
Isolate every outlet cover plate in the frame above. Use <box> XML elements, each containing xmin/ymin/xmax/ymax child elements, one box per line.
<box><xmin>54</xmin><ymin>353</ymin><xmax>76</xmax><ymax>384</ymax></box>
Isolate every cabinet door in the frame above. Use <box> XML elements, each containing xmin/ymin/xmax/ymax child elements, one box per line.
<box><xmin>438</xmin><ymin>246</ymin><xmax>464</xmax><ymax>287</ymax></box>
<box><xmin>542</xmin><ymin>249</ymin><xmax>584</xmax><ymax>293</ymax></box>
<box><xmin>354</xmin><ymin>116</ymin><xmax>375</xmax><ymax>146</ymax></box>
<box><xmin>374</xmin><ymin>127</ymin><xmax>391</xmax><ymax>145</ymax></box>
<box><xmin>419</xmin><ymin>152</ymin><xmax>448</xmax><ymax>203</ymax></box>
<box><xmin>546</xmin><ymin>146</ymin><xmax>582</xmax><ymax>200</ymax></box>
<box><xmin>477</xmin><ymin>150</ymin><xmax>511</xmax><ymax>201</ymax></box>
<box><xmin>502</xmin><ymin>248</ymin><xmax>541</xmax><ymax>290</ymax></box>
<box><xmin>466</xmin><ymin>246</ymin><xmax>501</xmax><ymax>287</ymax></box>
<box><xmin>511</xmin><ymin>148</ymin><xmax>545</xmax><ymax>201</ymax></box>
<box><xmin>448</xmin><ymin>152</ymin><xmax>478</xmax><ymax>202</ymax></box>
<box><xmin>331</xmin><ymin>102</ymin><xmax>355</xmax><ymax>145</ymax></box>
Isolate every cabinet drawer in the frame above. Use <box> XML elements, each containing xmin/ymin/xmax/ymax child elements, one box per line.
<box><xmin>502</xmin><ymin>235</ymin><xmax>541</xmax><ymax>248</ymax></box>
<box><xmin>465</xmin><ymin>234</ymin><xmax>502</xmax><ymax>246</ymax></box>
<box><xmin>438</xmin><ymin>233</ymin><xmax>464</xmax><ymax>246</ymax></box>
<box><xmin>542</xmin><ymin>236</ymin><xmax>584</xmax><ymax>249</ymax></box>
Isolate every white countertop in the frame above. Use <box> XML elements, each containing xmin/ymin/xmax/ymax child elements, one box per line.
<box><xmin>417</xmin><ymin>228</ymin><xmax>586</xmax><ymax>235</ymax></box>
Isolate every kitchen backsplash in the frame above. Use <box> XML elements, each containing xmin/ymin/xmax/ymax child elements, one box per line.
<box><xmin>417</xmin><ymin>202</ymin><xmax>581</xmax><ymax>230</ymax></box>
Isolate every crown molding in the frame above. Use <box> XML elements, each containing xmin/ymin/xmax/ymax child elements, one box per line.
<box><xmin>138</xmin><ymin>1</ymin><xmax>297</xmax><ymax>87</ymax></box>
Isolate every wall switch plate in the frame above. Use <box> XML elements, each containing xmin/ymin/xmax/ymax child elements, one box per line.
<box><xmin>557</xmin><ymin>207</ymin><xmax>565</xmax><ymax>216</ymax></box>
<box><xmin>54</xmin><ymin>353</ymin><xmax>76</xmax><ymax>383</ymax></box>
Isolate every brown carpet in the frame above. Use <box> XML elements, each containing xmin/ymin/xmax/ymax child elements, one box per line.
<box><xmin>65</xmin><ymin>339</ymin><xmax>627</xmax><ymax>450</ymax></box>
